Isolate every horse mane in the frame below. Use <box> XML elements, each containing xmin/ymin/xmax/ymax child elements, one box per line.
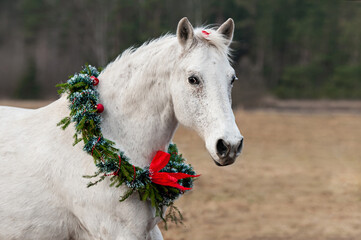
<box><xmin>107</xmin><ymin>26</ymin><xmax>232</xmax><ymax>70</ymax></box>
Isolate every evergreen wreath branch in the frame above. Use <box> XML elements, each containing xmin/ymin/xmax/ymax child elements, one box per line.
<box><xmin>57</xmin><ymin>65</ymin><xmax>198</xmax><ymax>224</ymax></box>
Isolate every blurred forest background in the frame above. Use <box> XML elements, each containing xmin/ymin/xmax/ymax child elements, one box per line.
<box><xmin>0</xmin><ymin>0</ymin><xmax>360</xmax><ymax>106</ymax></box>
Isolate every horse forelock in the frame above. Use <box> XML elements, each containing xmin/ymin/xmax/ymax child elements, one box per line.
<box><xmin>193</xmin><ymin>27</ymin><xmax>233</xmax><ymax>61</ymax></box>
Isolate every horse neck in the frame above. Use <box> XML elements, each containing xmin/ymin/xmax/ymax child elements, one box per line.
<box><xmin>97</xmin><ymin>37</ymin><xmax>179</xmax><ymax>168</ymax></box>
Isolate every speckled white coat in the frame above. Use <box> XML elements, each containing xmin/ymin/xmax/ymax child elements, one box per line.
<box><xmin>0</xmin><ymin>18</ymin><xmax>242</xmax><ymax>240</ymax></box>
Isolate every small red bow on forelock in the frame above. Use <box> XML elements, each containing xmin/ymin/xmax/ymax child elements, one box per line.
<box><xmin>202</xmin><ymin>30</ymin><xmax>210</xmax><ymax>37</ymax></box>
<box><xmin>149</xmin><ymin>151</ymin><xmax>200</xmax><ymax>191</ymax></box>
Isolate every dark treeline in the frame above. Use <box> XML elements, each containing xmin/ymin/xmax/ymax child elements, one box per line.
<box><xmin>0</xmin><ymin>0</ymin><xmax>360</xmax><ymax>104</ymax></box>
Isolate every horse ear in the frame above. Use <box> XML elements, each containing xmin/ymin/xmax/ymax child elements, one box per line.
<box><xmin>177</xmin><ymin>17</ymin><xmax>194</xmax><ymax>48</ymax></box>
<box><xmin>217</xmin><ymin>18</ymin><xmax>235</xmax><ymax>46</ymax></box>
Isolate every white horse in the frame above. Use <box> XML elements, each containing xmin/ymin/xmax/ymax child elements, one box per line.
<box><xmin>0</xmin><ymin>17</ymin><xmax>243</xmax><ymax>240</ymax></box>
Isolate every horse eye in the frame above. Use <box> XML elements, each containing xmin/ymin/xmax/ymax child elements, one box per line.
<box><xmin>188</xmin><ymin>76</ymin><xmax>200</xmax><ymax>85</ymax></box>
<box><xmin>231</xmin><ymin>75</ymin><xmax>238</xmax><ymax>85</ymax></box>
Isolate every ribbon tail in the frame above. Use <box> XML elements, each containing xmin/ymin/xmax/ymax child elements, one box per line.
<box><xmin>150</xmin><ymin>172</ymin><xmax>193</xmax><ymax>191</ymax></box>
<box><xmin>166</xmin><ymin>172</ymin><xmax>200</xmax><ymax>180</ymax></box>
<box><xmin>161</xmin><ymin>181</ymin><xmax>192</xmax><ymax>191</ymax></box>
<box><xmin>152</xmin><ymin>179</ymin><xmax>192</xmax><ymax>191</ymax></box>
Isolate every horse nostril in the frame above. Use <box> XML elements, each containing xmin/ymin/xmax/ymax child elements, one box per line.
<box><xmin>236</xmin><ymin>138</ymin><xmax>244</xmax><ymax>154</ymax></box>
<box><xmin>216</xmin><ymin>139</ymin><xmax>230</xmax><ymax>158</ymax></box>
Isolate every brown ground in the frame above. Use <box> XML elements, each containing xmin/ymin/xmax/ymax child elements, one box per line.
<box><xmin>163</xmin><ymin>110</ymin><xmax>361</xmax><ymax>240</ymax></box>
<box><xmin>1</xmin><ymin>100</ymin><xmax>361</xmax><ymax>240</ymax></box>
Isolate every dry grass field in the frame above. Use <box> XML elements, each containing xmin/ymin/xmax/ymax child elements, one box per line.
<box><xmin>1</xmin><ymin>100</ymin><xmax>361</xmax><ymax>240</ymax></box>
<box><xmin>162</xmin><ymin>110</ymin><xmax>361</xmax><ymax>240</ymax></box>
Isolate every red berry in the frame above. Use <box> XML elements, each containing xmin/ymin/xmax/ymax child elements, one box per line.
<box><xmin>96</xmin><ymin>104</ymin><xmax>104</xmax><ymax>113</ymax></box>
<box><xmin>90</xmin><ymin>76</ymin><xmax>99</xmax><ymax>86</ymax></box>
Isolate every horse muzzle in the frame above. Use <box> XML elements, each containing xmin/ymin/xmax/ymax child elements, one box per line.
<box><xmin>213</xmin><ymin>137</ymin><xmax>243</xmax><ymax>166</ymax></box>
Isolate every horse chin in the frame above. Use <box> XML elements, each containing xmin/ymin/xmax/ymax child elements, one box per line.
<box><xmin>213</xmin><ymin>159</ymin><xmax>224</xmax><ymax>166</ymax></box>
<box><xmin>212</xmin><ymin>157</ymin><xmax>236</xmax><ymax>167</ymax></box>
<box><xmin>207</xmin><ymin>145</ymin><xmax>237</xmax><ymax>167</ymax></box>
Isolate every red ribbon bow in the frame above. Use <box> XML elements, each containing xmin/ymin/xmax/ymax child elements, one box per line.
<box><xmin>149</xmin><ymin>151</ymin><xmax>200</xmax><ymax>191</ymax></box>
<box><xmin>202</xmin><ymin>30</ymin><xmax>210</xmax><ymax>37</ymax></box>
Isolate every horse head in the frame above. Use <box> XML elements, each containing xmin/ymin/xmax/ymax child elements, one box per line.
<box><xmin>171</xmin><ymin>17</ymin><xmax>243</xmax><ymax>166</ymax></box>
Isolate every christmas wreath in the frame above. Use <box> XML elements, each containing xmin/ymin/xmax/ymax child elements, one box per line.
<box><xmin>57</xmin><ymin>65</ymin><xmax>199</xmax><ymax>225</ymax></box>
